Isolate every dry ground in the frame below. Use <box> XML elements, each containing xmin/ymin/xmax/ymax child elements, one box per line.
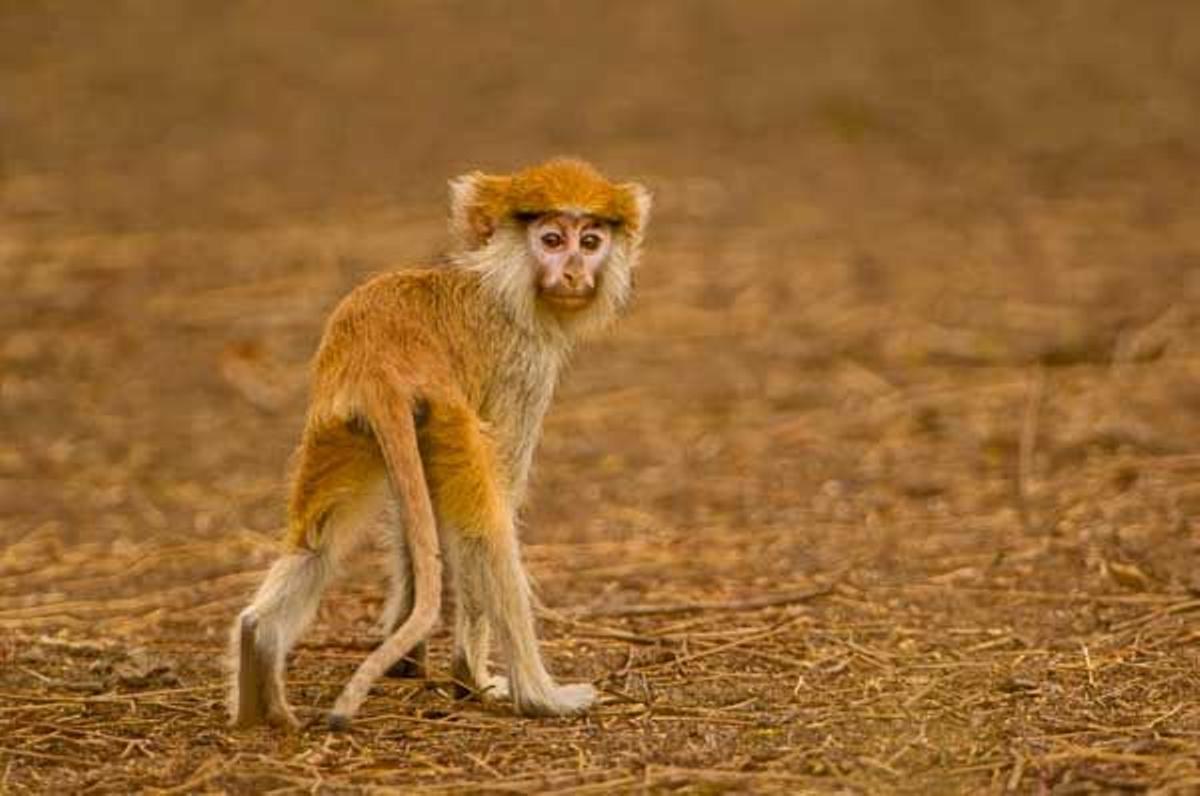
<box><xmin>4</xmin><ymin>2</ymin><xmax>1200</xmax><ymax>793</ymax></box>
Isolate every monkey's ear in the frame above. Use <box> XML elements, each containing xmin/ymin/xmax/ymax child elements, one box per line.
<box><xmin>449</xmin><ymin>172</ymin><xmax>510</xmax><ymax>249</ymax></box>
<box><xmin>621</xmin><ymin>181</ymin><xmax>653</xmax><ymax>237</ymax></box>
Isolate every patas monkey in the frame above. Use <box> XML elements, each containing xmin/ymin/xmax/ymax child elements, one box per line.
<box><xmin>230</xmin><ymin>158</ymin><xmax>651</xmax><ymax>730</ymax></box>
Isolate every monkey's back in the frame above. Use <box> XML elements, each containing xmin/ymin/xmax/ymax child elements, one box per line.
<box><xmin>307</xmin><ymin>265</ymin><xmax>511</xmax><ymax>424</ymax></box>
<box><xmin>283</xmin><ymin>265</ymin><xmax>512</xmax><ymax>549</ymax></box>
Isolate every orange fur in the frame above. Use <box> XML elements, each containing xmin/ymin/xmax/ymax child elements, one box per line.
<box><xmin>284</xmin><ymin>424</ymin><xmax>384</xmax><ymax>550</ymax></box>
<box><xmin>453</xmin><ymin>158</ymin><xmax>649</xmax><ymax>249</ymax></box>
<box><xmin>232</xmin><ymin>158</ymin><xmax>651</xmax><ymax>729</ymax></box>
<box><xmin>284</xmin><ymin>398</ymin><xmax>508</xmax><ymax>547</ymax></box>
<box><xmin>289</xmin><ymin>267</ymin><xmax>514</xmax><ymax>545</ymax></box>
<box><xmin>418</xmin><ymin>403</ymin><xmax>511</xmax><ymax>538</ymax></box>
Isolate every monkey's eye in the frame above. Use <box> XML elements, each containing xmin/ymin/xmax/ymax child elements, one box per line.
<box><xmin>580</xmin><ymin>233</ymin><xmax>603</xmax><ymax>251</ymax></box>
<box><xmin>540</xmin><ymin>232</ymin><xmax>564</xmax><ymax>249</ymax></box>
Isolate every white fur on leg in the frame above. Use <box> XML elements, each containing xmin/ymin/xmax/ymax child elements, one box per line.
<box><xmin>449</xmin><ymin>533</ymin><xmax>506</xmax><ymax>699</ymax></box>
<box><xmin>371</xmin><ymin>490</ymin><xmax>407</xmax><ymax>636</ymax></box>
<box><xmin>229</xmin><ymin>481</ymin><xmax>386</xmax><ymax>729</ymax></box>
<box><xmin>452</xmin><ymin>606</ymin><xmax>499</xmax><ymax>695</ymax></box>
<box><xmin>458</xmin><ymin>536</ymin><xmax>595</xmax><ymax>716</ymax></box>
<box><xmin>229</xmin><ymin>551</ymin><xmax>329</xmax><ymax>728</ymax></box>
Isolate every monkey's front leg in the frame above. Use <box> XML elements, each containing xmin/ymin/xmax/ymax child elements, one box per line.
<box><xmin>447</xmin><ymin>534</ymin><xmax>508</xmax><ymax>701</ymax></box>
<box><xmin>452</xmin><ymin>597</ymin><xmax>510</xmax><ymax>701</ymax></box>
<box><xmin>455</xmin><ymin>532</ymin><xmax>595</xmax><ymax>716</ymax></box>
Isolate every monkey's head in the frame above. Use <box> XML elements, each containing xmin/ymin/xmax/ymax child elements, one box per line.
<box><xmin>450</xmin><ymin>158</ymin><xmax>651</xmax><ymax>334</ymax></box>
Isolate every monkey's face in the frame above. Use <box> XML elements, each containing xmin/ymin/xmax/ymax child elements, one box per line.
<box><xmin>525</xmin><ymin>213</ymin><xmax>613</xmax><ymax>311</ymax></box>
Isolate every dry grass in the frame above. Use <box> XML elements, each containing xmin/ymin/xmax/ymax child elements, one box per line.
<box><xmin>4</xmin><ymin>2</ymin><xmax>1200</xmax><ymax>793</ymax></box>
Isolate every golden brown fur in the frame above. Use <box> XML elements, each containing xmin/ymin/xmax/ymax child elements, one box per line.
<box><xmin>291</xmin><ymin>269</ymin><xmax>523</xmax><ymax>549</ymax></box>
<box><xmin>229</xmin><ymin>158</ymin><xmax>651</xmax><ymax>730</ymax></box>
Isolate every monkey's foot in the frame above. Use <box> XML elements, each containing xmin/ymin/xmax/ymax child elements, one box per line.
<box><xmin>231</xmin><ymin>681</ymin><xmax>267</xmax><ymax>729</ymax></box>
<box><xmin>515</xmin><ymin>682</ymin><xmax>596</xmax><ymax>717</ymax></box>
<box><xmin>231</xmin><ymin>690</ymin><xmax>300</xmax><ymax>731</ymax></box>
<box><xmin>454</xmin><ymin>673</ymin><xmax>510</xmax><ymax>701</ymax></box>
<box><xmin>232</xmin><ymin>615</ymin><xmax>301</xmax><ymax>731</ymax></box>
<box><xmin>232</xmin><ymin>699</ymin><xmax>299</xmax><ymax>731</ymax></box>
<box><xmin>451</xmin><ymin>653</ymin><xmax>508</xmax><ymax>701</ymax></box>
<box><xmin>231</xmin><ymin>708</ymin><xmax>263</xmax><ymax>729</ymax></box>
<box><xmin>481</xmin><ymin>674</ymin><xmax>510</xmax><ymax>701</ymax></box>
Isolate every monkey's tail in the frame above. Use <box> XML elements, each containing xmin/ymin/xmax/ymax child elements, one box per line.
<box><xmin>328</xmin><ymin>373</ymin><xmax>443</xmax><ymax>729</ymax></box>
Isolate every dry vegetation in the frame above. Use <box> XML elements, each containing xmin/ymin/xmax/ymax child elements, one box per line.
<box><xmin>4</xmin><ymin>2</ymin><xmax>1200</xmax><ymax>793</ymax></box>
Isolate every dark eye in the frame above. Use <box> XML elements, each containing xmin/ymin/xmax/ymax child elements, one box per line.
<box><xmin>580</xmin><ymin>233</ymin><xmax>603</xmax><ymax>251</ymax></box>
<box><xmin>540</xmin><ymin>232</ymin><xmax>564</xmax><ymax>249</ymax></box>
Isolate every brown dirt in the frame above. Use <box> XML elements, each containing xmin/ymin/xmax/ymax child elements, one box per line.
<box><xmin>4</xmin><ymin>2</ymin><xmax>1200</xmax><ymax>793</ymax></box>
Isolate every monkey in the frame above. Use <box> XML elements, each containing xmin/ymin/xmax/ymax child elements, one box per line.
<box><xmin>229</xmin><ymin>158</ymin><xmax>651</xmax><ymax>731</ymax></box>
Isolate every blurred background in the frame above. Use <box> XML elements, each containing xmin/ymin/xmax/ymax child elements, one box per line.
<box><xmin>4</xmin><ymin>2</ymin><xmax>1200</xmax><ymax>791</ymax></box>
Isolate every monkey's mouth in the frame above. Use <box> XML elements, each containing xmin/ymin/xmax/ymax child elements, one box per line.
<box><xmin>540</xmin><ymin>291</ymin><xmax>593</xmax><ymax>310</ymax></box>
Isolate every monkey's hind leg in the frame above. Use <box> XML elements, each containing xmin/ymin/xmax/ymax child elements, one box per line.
<box><xmin>230</xmin><ymin>425</ymin><xmax>385</xmax><ymax>730</ymax></box>
<box><xmin>231</xmin><ymin>551</ymin><xmax>329</xmax><ymax>729</ymax></box>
